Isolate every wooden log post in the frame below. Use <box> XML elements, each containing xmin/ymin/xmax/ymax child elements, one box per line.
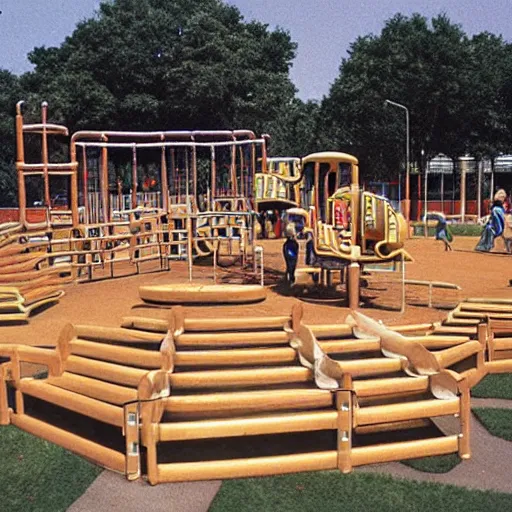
<box><xmin>458</xmin><ymin>381</ymin><xmax>471</xmax><ymax>459</ymax></box>
<box><xmin>161</xmin><ymin>144</ymin><xmax>169</xmax><ymax>213</ymax></box>
<box><xmin>336</xmin><ymin>389</ymin><xmax>352</xmax><ymax>473</ymax></box>
<box><xmin>347</xmin><ymin>262</ymin><xmax>360</xmax><ymax>310</ymax></box>
<box><xmin>138</xmin><ymin>370</ymin><xmax>169</xmax><ymax>486</ymax></box>
<box><xmin>41</xmin><ymin>102</ymin><xmax>51</xmax><ymax>209</ymax></box>
<box><xmin>123</xmin><ymin>402</ymin><xmax>141</xmax><ymax>480</ymax></box>
<box><xmin>15</xmin><ymin>102</ymin><xmax>27</xmax><ymax>226</ymax></box>
<box><xmin>0</xmin><ymin>363</ymin><xmax>10</xmax><ymax>425</ymax></box>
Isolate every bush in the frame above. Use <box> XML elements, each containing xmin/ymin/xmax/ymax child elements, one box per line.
<box><xmin>449</xmin><ymin>224</ymin><xmax>483</xmax><ymax>236</ymax></box>
<box><xmin>411</xmin><ymin>223</ymin><xmax>482</xmax><ymax>237</ymax></box>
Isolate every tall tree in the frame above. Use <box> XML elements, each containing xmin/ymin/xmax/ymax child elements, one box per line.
<box><xmin>321</xmin><ymin>14</ymin><xmax>481</xmax><ymax>181</ymax></box>
<box><xmin>265</xmin><ymin>99</ymin><xmax>323</xmax><ymax>157</ymax></box>
<box><xmin>22</xmin><ymin>0</ymin><xmax>297</xmax><ymax>135</ymax></box>
<box><xmin>465</xmin><ymin>32</ymin><xmax>512</xmax><ymax>160</ymax></box>
<box><xmin>0</xmin><ymin>70</ymin><xmax>22</xmax><ymax>206</ymax></box>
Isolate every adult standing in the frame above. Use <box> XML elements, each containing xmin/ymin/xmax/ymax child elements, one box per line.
<box><xmin>475</xmin><ymin>189</ymin><xmax>507</xmax><ymax>252</ymax></box>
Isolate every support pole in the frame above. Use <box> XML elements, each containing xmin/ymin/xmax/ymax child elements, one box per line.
<box><xmin>441</xmin><ymin>172</ymin><xmax>445</xmax><ymax>215</ymax></box>
<box><xmin>117</xmin><ymin>178</ymin><xmax>122</xmax><ymax>212</ymax></box>
<box><xmin>460</xmin><ymin>165</ymin><xmax>466</xmax><ymax>223</ymax></box>
<box><xmin>41</xmin><ymin>102</ymin><xmax>51</xmax><ymax>209</ymax></box>
<box><xmin>131</xmin><ymin>145</ymin><xmax>137</xmax><ymax>210</ymax></box>
<box><xmin>417</xmin><ymin>173</ymin><xmax>421</xmax><ymax>221</ymax></box>
<box><xmin>477</xmin><ymin>160</ymin><xmax>482</xmax><ymax>219</ymax></box>
<box><xmin>231</xmin><ymin>141</ymin><xmax>238</xmax><ymax>197</ymax></box>
<box><xmin>15</xmin><ymin>102</ymin><xmax>26</xmax><ymax>227</ymax></box>
<box><xmin>101</xmin><ymin>137</ymin><xmax>109</xmax><ymax>222</ymax></box>
<box><xmin>401</xmin><ymin>253</ymin><xmax>406</xmax><ymax>314</ymax></box>
<box><xmin>161</xmin><ymin>145</ymin><xmax>169</xmax><ymax>213</ymax></box>
<box><xmin>336</xmin><ymin>390</ymin><xmax>352</xmax><ymax>474</ymax></box>
<box><xmin>170</xmin><ymin>149</ymin><xmax>176</xmax><ymax>205</ymax></box>
<box><xmin>192</xmin><ymin>143</ymin><xmax>197</xmax><ymax>207</ymax></box>
<box><xmin>213</xmin><ymin>240</ymin><xmax>218</xmax><ymax>283</ymax></box>
<box><xmin>424</xmin><ymin>167</ymin><xmax>428</xmax><ymax>238</ymax></box>
<box><xmin>187</xmin><ymin>216</ymin><xmax>193</xmax><ymax>282</ymax></box>
<box><xmin>347</xmin><ymin>262</ymin><xmax>360</xmax><ymax>310</ymax></box>
<box><xmin>186</xmin><ymin>148</ymin><xmax>193</xmax><ymax>282</ymax></box>
<box><xmin>70</xmin><ymin>158</ymin><xmax>79</xmax><ymax>226</ymax></box>
<box><xmin>211</xmin><ymin>145</ymin><xmax>216</xmax><ymax>206</ymax></box>
<box><xmin>82</xmin><ymin>146</ymin><xmax>90</xmax><ymax>223</ymax></box>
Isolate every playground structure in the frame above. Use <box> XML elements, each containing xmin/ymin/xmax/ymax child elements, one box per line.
<box><xmin>254</xmin><ymin>157</ymin><xmax>302</xmax><ymax>212</ymax></box>
<box><xmin>138</xmin><ymin>283</ymin><xmax>267</xmax><ymax>305</ymax></box>
<box><xmin>2</xmin><ymin>297</ymin><xmax>511</xmax><ymax>483</ymax></box>
<box><xmin>0</xmin><ymin>101</ymin><xmax>423</xmax><ymax>320</ymax></box>
<box><xmin>0</xmin><ymin>101</ymin><xmax>272</xmax><ymax>319</ymax></box>
<box><xmin>15</xmin><ymin>102</ymin><xmax>265</xmax><ymax>230</ymax></box>
<box><xmin>291</xmin><ymin>152</ymin><xmax>411</xmax><ymax>308</ymax></box>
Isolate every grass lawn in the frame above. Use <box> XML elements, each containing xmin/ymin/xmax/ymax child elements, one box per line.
<box><xmin>209</xmin><ymin>470</ymin><xmax>512</xmax><ymax>512</ymax></box>
<box><xmin>401</xmin><ymin>453</ymin><xmax>460</xmax><ymax>473</ymax></box>
<box><xmin>473</xmin><ymin>408</ymin><xmax>512</xmax><ymax>442</ymax></box>
<box><xmin>0</xmin><ymin>425</ymin><xmax>102</xmax><ymax>512</ymax></box>
<box><xmin>472</xmin><ymin>374</ymin><xmax>512</xmax><ymax>400</ymax></box>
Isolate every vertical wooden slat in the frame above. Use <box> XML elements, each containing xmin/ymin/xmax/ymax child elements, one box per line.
<box><xmin>458</xmin><ymin>383</ymin><xmax>471</xmax><ymax>459</ymax></box>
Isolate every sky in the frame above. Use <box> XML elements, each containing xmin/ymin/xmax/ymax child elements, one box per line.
<box><xmin>1</xmin><ymin>0</ymin><xmax>512</xmax><ymax>101</ymax></box>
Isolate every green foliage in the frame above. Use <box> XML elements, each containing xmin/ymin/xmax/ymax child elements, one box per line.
<box><xmin>0</xmin><ymin>69</ymin><xmax>22</xmax><ymax>206</ymax></box>
<box><xmin>449</xmin><ymin>224</ymin><xmax>483</xmax><ymax>236</ymax></box>
<box><xmin>0</xmin><ymin>426</ymin><xmax>102</xmax><ymax>512</ymax></box>
<box><xmin>472</xmin><ymin>374</ymin><xmax>512</xmax><ymax>400</ymax></box>
<box><xmin>2</xmin><ymin>4</ymin><xmax>512</xmax><ymax>204</ymax></box>
<box><xmin>411</xmin><ymin>223</ymin><xmax>482</xmax><ymax>237</ymax></box>
<box><xmin>209</xmin><ymin>470</ymin><xmax>512</xmax><ymax>512</ymax></box>
<box><xmin>22</xmin><ymin>0</ymin><xmax>297</xmax><ymax>134</ymax></box>
<box><xmin>473</xmin><ymin>408</ymin><xmax>512</xmax><ymax>442</ymax></box>
<box><xmin>320</xmin><ymin>13</ymin><xmax>512</xmax><ymax>182</ymax></box>
<box><xmin>266</xmin><ymin>99</ymin><xmax>324</xmax><ymax>157</ymax></box>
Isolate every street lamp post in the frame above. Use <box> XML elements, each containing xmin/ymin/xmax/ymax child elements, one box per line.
<box><xmin>384</xmin><ymin>99</ymin><xmax>410</xmax><ymax>227</ymax></box>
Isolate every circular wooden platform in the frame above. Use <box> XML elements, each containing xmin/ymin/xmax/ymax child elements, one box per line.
<box><xmin>139</xmin><ymin>284</ymin><xmax>267</xmax><ymax>305</ymax></box>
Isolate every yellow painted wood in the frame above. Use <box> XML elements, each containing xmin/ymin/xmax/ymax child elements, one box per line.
<box><xmin>164</xmin><ymin>389</ymin><xmax>333</xmax><ymax>415</ymax></box>
<box><xmin>46</xmin><ymin>372</ymin><xmax>138</xmax><ymax>405</ymax></box>
<box><xmin>351</xmin><ymin>436</ymin><xmax>459</xmax><ymax>466</ymax></box>
<box><xmin>19</xmin><ymin>379</ymin><xmax>124</xmax><ymax>427</ymax></box>
<box><xmin>170</xmin><ymin>367</ymin><xmax>312</xmax><ymax>389</ymax></box>
<box><xmin>159</xmin><ymin>411</ymin><xmax>337</xmax><ymax>442</ymax></box>
<box><xmin>155</xmin><ymin>451</ymin><xmax>338</xmax><ymax>483</ymax></box>
<box><xmin>356</xmin><ymin>398</ymin><xmax>459</xmax><ymax>426</ymax></box>
<box><xmin>11</xmin><ymin>412</ymin><xmax>126</xmax><ymax>473</ymax></box>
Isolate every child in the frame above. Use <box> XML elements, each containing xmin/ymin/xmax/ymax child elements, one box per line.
<box><xmin>435</xmin><ymin>214</ymin><xmax>453</xmax><ymax>251</ymax></box>
<box><xmin>282</xmin><ymin>223</ymin><xmax>299</xmax><ymax>285</ymax></box>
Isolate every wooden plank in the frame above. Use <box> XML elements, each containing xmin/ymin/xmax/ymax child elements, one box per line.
<box><xmin>19</xmin><ymin>379</ymin><xmax>124</xmax><ymax>427</ymax></box>
<box><xmin>155</xmin><ymin>451</ymin><xmax>337</xmax><ymax>483</ymax></box>
<box><xmin>356</xmin><ymin>399</ymin><xmax>459</xmax><ymax>426</ymax></box>
<box><xmin>164</xmin><ymin>389</ymin><xmax>333</xmax><ymax>415</ymax></box>
<box><xmin>159</xmin><ymin>411</ymin><xmax>337</xmax><ymax>441</ymax></box>
<box><xmin>46</xmin><ymin>372</ymin><xmax>137</xmax><ymax>405</ymax></box>
<box><xmin>11</xmin><ymin>413</ymin><xmax>126</xmax><ymax>473</ymax></box>
<box><xmin>169</xmin><ymin>367</ymin><xmax>312</xmax><ymax>389</ymax></box>
<box><xmin>351</xmin><ymin>436</ymin><xmax>459</xmax><ymax>466</ymax></box>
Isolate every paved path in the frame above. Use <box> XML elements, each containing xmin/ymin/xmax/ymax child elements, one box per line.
<box><xmin>67</xmin><ymin>472</ymin><xmax>221</xmax><ymax>512</ymax></box>
<box><xmin>359</xmin><ymin>403</ymin><xmax>512</xmax><ymax>494</ymax></box>
<box><xmin>67</xmin><ymin>399</ymin><xmax>512</xmax><ymax>511</ymax></box>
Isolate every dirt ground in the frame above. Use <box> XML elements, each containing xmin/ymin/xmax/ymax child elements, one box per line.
<box><xmin>0</xmin><ymin>235</ymin><xmax>510</xmax><ymax>347</ymax></box>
